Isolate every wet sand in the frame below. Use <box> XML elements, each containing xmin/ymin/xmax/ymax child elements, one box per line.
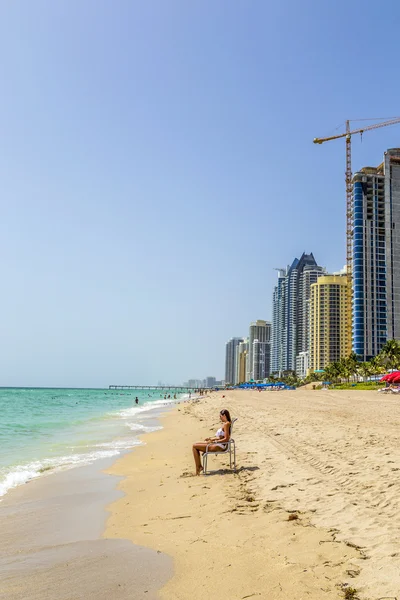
<box><xmin>105</xmin><ymin>389</ymin><xmax>400</xmax><ymax>600</ymax></box>
<box><xmin>0</xmin><ymin>457</ymin><xmax>172</xmax><ymax>600</ymax></box>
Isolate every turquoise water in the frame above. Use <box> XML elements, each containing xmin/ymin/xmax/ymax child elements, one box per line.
<box><xmin>0</xmin><ymin>387</ymin><xmax>180</xmax><ymax>497</ymax></box>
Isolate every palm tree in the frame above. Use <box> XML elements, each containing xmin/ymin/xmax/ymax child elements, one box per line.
<box><xmin>370</xmin><ymin>356</ymin><xmax>385</xmax><ymax>376</ymax></box>
<box><xmin>323</xmin><ymin>364</ymin><xmax>333</xmax><ymax>381</ymax></box>
<box><xmin>358</xmin><ymin>361</ymin><xmax>372</xmax><ymax>382</ymax></box>
<box><xmin>324</xmin><ymin>361</ymin><xmax>340</xmax><ymax>383</ymax></box>
<box><xmin>332</xmin><ymin>361</ymin><xmax>344</xmax><ymax>382</ymax></box>
<box><xmin>338</xmin><ymin>356</ymin><xmax>351</xmax><ymax>383</ymax></box>
<box><xmin>378</xmin><ymin>340</ymin><xmax>400</xmax><ymax>371</ymax></box>
<box><xmin>347</xmin><ymin>352</ymin><xmax>359</xmax><ymax>381</ymax></box>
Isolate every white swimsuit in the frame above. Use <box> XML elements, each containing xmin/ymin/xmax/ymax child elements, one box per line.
<box><xmin>215</xmin><ymin>427</ymin><xmax>227</xmax><ymax>449</ymax></box>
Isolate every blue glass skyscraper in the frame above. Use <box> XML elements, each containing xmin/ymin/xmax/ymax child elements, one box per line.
<box><xmin>353</xmin><ymin>149</ymin><xmax>400</xmax><ymax>360</ymax></box>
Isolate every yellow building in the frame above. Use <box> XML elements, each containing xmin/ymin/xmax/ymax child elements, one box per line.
<box><xmin>310</xmin><ymin>275</ymin><xmax>351</xmax><ymax>372</ymax></box>
<box><xmin>235</xmin><ymin>339</ymin><xmax>248</xmax><ymax>384</ymax></box>
<box><xmin>238</xmin><ymin>348</ymin><xmax>247</xmax><ymax>383</ymax></box>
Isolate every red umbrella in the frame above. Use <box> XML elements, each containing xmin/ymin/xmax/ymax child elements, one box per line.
<box><xmin>380</xmin><ymin>374</ymin><xmax>391</xmax><ymax>381</ymax></box>
<box><xmin>391</xmin><ymin>375</ymin><xmax>400</xmax><ymax>384</ymax></box>
<box><xmin>386</xmin><ymin>371</ymin><xmax>400</xmax><ymax>382</ymax></box>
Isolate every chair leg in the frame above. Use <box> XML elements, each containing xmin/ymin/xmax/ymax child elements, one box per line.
<box><xmin>203</xmin><ymin>453</ymin><xmax>207</xmax><ymax>475</ymax></box>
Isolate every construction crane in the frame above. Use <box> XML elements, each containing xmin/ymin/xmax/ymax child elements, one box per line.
<box><xmin>313</xmin><ymin>117</ymin><xmax>400</xmax><ymax>347</ymax></box>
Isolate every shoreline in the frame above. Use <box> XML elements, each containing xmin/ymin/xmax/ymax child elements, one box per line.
<box><xmin>3</xmin><ymin>389</ymin><xmax>400</xmax><ymax>598</ymax></box>
<box><xmin>0</xmin><ymin>405</ymin><xmax>175</xmax><ymax>600</ymax></box>
<box><xmin>106</xmin><ymin>390</ymin><xmax>396</xmax><ymax>599</ymax></box>
<box><xmin>0</xmin><ymin>390</ymin><xmax>178</xmax><ymax>499</ymax></box>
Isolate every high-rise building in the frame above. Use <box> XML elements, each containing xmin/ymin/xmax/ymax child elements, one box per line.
<box><xmin>225</xmin><ymin>337</ymin><xmax>243</xmax><ymax>384</ymax></box>
<box><xmin>247</xmin><ymin>321</ymin><xmax>271</xmax><ymax>381</ymax></box>
<box><xmin>298</xmin><ymin>265</ymin><xmax>325</xmax><ymax>358</ymax></box>
<box><xmin>205</xmin><ymin>376</ymin><xmax>216</xmax><ymax>388</ymax></box>
<box><xmin>353</xmin><ymin>149</ymin><xmax>400</xmax><ymax>360</ymax></box>
<box><xmin>272</xmin><ymin>253</ymin><xmax>325</xmax><ymax>374</ymax></box>
<box><xmin>235</xmin><ymin>339</ymin><xmax>248</xmax><ymax>384</ymax></box>
<box><xmin>272</xmin><ymin>269</ymin><xmax>286</xmax><ymax>373</ymax></box>
<box><xmin>310</xmin><ymin>274</ymin><xmax>351</xmax><ymax>371</ymax></box>
<box><xmin>252</xmin><ymin>339</ymin><xmax>271</xmax><ymax>380</ymax></box>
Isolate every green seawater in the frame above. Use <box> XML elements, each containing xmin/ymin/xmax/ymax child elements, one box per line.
<box><xmin>0</xmin><ymin>387</ymin><xmax>180</xmax><ymax>497</ymax></box>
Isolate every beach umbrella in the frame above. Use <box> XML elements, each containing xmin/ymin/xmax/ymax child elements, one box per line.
<box><xmin>380</xmin><ymin>374</ymin><xmax>391</xmax><ymax>381</ymax></box>
<box><xmin>391</xmin><ymin>375</ymin><xmax>400</xmax><ymax>384</ymax></box>
<box><xmin>386</xmin><ymin>371</ymin><xmax>400</xmax><ymax>382</ymax></box>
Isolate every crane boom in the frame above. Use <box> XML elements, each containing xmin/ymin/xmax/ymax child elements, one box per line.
<box><xmin>314</xmin><ymin>116</ymin><xmax>400</xmax><ymax>356</ymax></box>
<box><xmin>314</xmin><ymin>117</ymin><xmax>400</xmax><ymax>144</ymax></box>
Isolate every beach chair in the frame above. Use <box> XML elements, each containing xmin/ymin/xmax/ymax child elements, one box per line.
<box><xmin>203</xmin><ymin>418</ymin><xmax>237</xmax><ymax>475</ymax></box>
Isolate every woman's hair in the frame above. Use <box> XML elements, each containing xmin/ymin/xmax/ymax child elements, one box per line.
<box><xmin>220</xmin><ymin>409</ymin><xmax>231</xmax><ymax>422</ymax></box>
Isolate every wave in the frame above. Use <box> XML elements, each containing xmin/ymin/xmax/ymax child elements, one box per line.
<box><xmin>94</xmin><ymin>439</ymin><xmax>143</xmax><ymax>449</ymax></box>
<box><xmin>126</xmin><ymin>422</ymin><xmax>162</xmax><ymax>433</ymax></box>
<box><xmin>0</xmin><ymin>395</ymin><xmax>178</xmax><ymax>499</ymax></box>
<box><xmin>0</xmin><ymin>449</ymin><xmax>120</xmax><ymax>498</ymax></box>
<box><xmin>117</xmin><ymin>397</ymin><xmax>177</xmax><ymax>418</ymax></box>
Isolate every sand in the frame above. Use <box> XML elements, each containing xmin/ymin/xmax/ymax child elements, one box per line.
<box><xmin>0</xmin><ymin>457</ymin><xmax>171</xmax><ymax>600</ymax></box>
<box><xmin>105</xmin><ymin>388</ymin><xmax>400</xmax><ymax>599</ymax></box>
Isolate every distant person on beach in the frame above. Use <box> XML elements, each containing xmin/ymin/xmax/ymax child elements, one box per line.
<box><xmin>192</xmin><ymin>409</ymin><xmax>232</xmax><ymax>475</ymax></box>
<box><xmin>135</xmin><ymin>397</ymin><xmax>139</xmax><ymax>404</ymax></box>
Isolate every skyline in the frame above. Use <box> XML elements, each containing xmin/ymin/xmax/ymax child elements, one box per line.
<box><xmin>2</xmin><ymin>2</ymin><xmax>400</xmax><ymax>386</ymax></box>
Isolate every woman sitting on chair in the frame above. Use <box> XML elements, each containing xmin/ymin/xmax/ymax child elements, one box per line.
<box><xmin>192</xmin><ymin>409</ymin><xmax>231</xmax><ymax>475</ymax></box>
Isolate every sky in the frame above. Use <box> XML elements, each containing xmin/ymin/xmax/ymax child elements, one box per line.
<box><xmin>1</xmin><ymin>0</ymin><xmax>400</xmax><ymax>387</ymax></box>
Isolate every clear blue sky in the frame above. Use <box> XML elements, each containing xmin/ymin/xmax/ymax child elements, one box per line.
<box><xmin>1</xmin><ymin>1</ymin><xmax>400</xmax><ymax>387</ymax></box>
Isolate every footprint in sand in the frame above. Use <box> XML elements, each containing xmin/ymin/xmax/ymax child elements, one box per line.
<box><xmin>180</xmin><ymin>471</ymin><xmax>195</xmax><ymax>478</ymax></box>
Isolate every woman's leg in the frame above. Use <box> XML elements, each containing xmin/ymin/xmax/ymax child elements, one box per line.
<box><xmin>192</xmin><ymin>442</ymin><xmax>208</xmax><ymax>474</ymax></box>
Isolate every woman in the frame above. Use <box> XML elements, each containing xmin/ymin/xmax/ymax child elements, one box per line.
<box><xmin>192</xmin><ymin>409</ymin><xmax>232</xmax><ymax>475</ymax></box>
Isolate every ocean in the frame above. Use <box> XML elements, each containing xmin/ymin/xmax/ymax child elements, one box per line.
<box><xmin>0</xmin><ymin>387</ymin><xmax>181</xmax><ymax>498</ymax></box>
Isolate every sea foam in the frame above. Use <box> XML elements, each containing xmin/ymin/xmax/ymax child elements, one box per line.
<box><xmin>0</xmin><ymin>449</ymin><xmax>120</xmax><ymax>498</ymax></box>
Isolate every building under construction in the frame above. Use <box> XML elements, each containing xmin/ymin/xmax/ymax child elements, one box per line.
<box><xmin>314</xmin><ymin>117</ymin><xmax>400</xmax><ymax>359</ymax></box>
<box><xmin>352</xmin><ymin>148</ymin><xmax>400</xmax><ymax>360</ymax></box>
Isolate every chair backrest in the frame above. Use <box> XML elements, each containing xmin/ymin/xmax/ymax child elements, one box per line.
<box><xmin>230</xmin><ymin>417</ymin><xmax>237</xmax><ymax>436</ymax></box>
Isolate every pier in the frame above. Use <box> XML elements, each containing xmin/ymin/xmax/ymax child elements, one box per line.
<box><xmin>108</xmin><ymin>385</ymin><xmax>203</xmax><ymax>391</ymax></box>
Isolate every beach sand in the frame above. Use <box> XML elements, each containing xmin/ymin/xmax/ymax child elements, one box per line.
<box><xmin>105</xmin><ymin>388</ymin><xmax>400</xmax><ymax>599</ymax></box>
<box><xmin>0</xmin><ymin>457</ymin><xmax>171</xmax><ymax>600</ymax></box>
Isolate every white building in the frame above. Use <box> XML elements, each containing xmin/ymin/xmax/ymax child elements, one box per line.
<box><xmin>271</xmin><ymin>269</ymin><xmax>286</xmax><ymax>374</ymax></box>
<box><xmin>246</xmin><ymin>321</ymin><xmax>271</xmax><ymax>381</ymax></box>
<box><xmin>225</xmin><ymin>337</ymin><xmax>243</xmax><ymax>384</ymax></box>
<box><xmin>252</xmin><ymin>339</ymin><xmax>271</xmax><ymax>380</ymax></box>
<box><xmin>295</xmin><ymin>351</ymin><xmax>309</xmax><ymax>379</ymax></box>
